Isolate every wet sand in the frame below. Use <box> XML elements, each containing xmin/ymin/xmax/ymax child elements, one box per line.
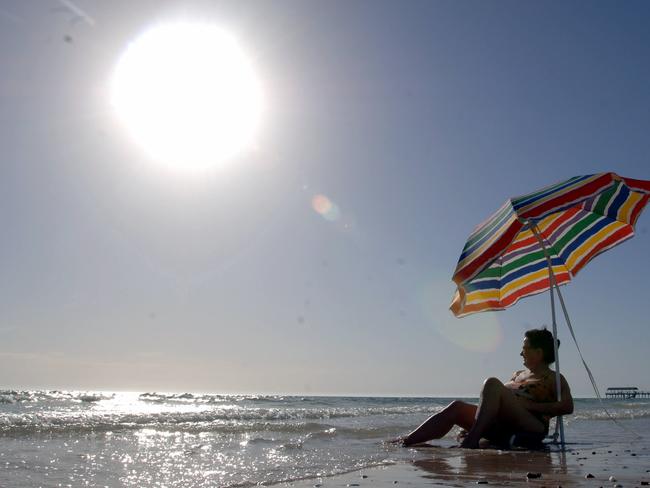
<box><xmin>287</xmin><ymin>443</ymin><xmax>650</xmax><ymax>488</ymax></box>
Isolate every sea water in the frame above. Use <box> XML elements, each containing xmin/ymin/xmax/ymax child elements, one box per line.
<box><xmin>0</xmin><ymin>391</ymin><xmax>648</xmax><ymax>487</ymax></box>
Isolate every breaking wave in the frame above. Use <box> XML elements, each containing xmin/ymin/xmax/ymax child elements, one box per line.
<box><xmin>1</xmin><ymin>392</ymin><xmax>648</xmax><ymax>437</ymax></box>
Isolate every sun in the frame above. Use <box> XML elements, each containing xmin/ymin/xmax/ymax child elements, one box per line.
<box><xmin>110</xmin><ymin>22</ymin><xmax>263</xmax><ymax>170</ymax></box>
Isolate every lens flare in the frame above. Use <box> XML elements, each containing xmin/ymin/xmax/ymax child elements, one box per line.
<box><xmin>421</xmin><ymin>279</ymin><xmax>504</xmax><ymax>353</ymax></box>
<box><xmin>311</xmin><ymin>195</ymin><xmax>340</xmax><ymax>221</ymax></box>
<box><xmin>436</xmin><ymin>315</ymin><xmax>504</xmax><ymax>353</ymax></box>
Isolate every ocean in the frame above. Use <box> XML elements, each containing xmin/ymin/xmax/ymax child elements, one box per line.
<box><xmin>1</xmin><ymin>391</ymin><xmax>648</xmax><ymax>487</ymax></box>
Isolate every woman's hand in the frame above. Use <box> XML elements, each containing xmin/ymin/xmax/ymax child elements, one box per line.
<box><xmin>517</xmin><ymin>375</ymin><xmax>574</xmax><ymax>416</ymax></box>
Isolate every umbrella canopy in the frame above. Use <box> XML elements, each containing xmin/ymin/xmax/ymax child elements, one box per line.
<box><xmin>451</xmin><ymin>172</ymin><xmax>650</xmax><ymax>317</ymax></box>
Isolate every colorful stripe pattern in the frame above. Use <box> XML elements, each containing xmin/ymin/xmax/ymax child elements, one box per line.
<box><xmin>451</xmin><ymin>173</ymin><xmax>650</xmax><ymax>317</ymax></box>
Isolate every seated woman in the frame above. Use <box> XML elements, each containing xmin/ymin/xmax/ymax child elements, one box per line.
<box><xmin>395</xmin><ymin>328</ymin><xmax>574</xmax><ymax>449</ymax></box>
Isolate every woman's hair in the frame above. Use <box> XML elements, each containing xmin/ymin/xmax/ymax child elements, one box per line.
<box><xmin>525</xmin><ymin>327</ymin><xmax>559</xmax><ymax>364</ymax></box>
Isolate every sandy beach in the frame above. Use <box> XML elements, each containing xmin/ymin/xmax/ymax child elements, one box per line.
<box><xmin>289</xmin><ymin>443</ymin><xmax>650</xmax><ymax>488</ymax></box>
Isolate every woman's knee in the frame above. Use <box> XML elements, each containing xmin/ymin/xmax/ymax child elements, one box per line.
<box><xmin>446</xmin><ymin>400</ymin><xmax>471</xmax><ymax>411</ymax></box>
<box><xmin>482</xmin><ymin>377</ymin><xmax>503</xmax><ymax>392</ymax></box>
<box><xmin>446</xmin><ymin>400</ymin><xmax>477</xmax><ymax>429</ymax></box>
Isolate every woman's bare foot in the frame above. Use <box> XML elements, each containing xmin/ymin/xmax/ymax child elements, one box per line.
<box><xmin>458</xmin><ymin>424</ymin><xmax>484</xmax><ymax>449</ymax></box>
<box><xmin>459</xmin><ymin>437</ymin><xmax>480</xmax><ymax>449</ymax></box>
<box><xmin>386</xmin><ymin>435</ymin><xmax>408</xmax><ymax>445</ymax></box>
<box><xmin>456</xmin><ymin>429</ymin><xmax>468</xmax><ymax>443</ymax></box>
<box><xmin>386</xmin><ymin>435</ymin><xmax>427</xmax><ymax>447</ymax></box>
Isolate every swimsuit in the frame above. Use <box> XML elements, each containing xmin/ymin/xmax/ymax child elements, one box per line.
<box><xmin>507</xmin><ymin>369</ymin><xmax>557</xmax><ymax>432</ymax></box>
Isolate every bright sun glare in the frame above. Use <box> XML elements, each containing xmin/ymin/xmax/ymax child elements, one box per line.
<box><xmin>111</xmin><ymin>22</ymin><xmax>262</xmax><ymax>169</ymax></box>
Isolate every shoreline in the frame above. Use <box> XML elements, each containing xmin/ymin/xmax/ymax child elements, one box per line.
<box><xmin>286</xmin><ymin>443</ymin><xmax>650</xmax><ymax>488</ymax></box>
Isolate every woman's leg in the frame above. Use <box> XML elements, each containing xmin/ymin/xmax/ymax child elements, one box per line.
<box><xmin>460</xmin><ymin>377</ymin><xmax>545</xmax><ymax>449</ymax></box>
<box><xmin>402</xmin><ymin>400</ymin><xmax>477</xmax><ymax>446</ymax></box>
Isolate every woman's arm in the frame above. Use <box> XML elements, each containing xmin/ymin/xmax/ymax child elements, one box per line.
<box><xmin>505</xmin><ymin>370</ymin><xmax>523</xmax><ymax>384</ymax></box>
<box><xmin>519</xmin><ymin>375</ymin><xmax>574</xmax><ymax>416</ymax></box>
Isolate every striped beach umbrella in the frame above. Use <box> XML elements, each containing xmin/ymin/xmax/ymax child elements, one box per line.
<box><xmin>449</xmin><ymin>172</ymin><xmax>650</xmax><ymax>448</ymax></box>
<box><xmin>451</xmin><ymin>173</ymin><xmax>650</xmax><ymax>317</ymax></box>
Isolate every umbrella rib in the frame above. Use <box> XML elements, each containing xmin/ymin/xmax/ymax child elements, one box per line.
<box><xmin>538</xmin><ymin>220</ymin><xmax>570</xmax><ymax>281</ymax></box>
<box><xmin>497</xmin><ymin>254</ymin><xmax>504</xmax><ymax>307</ymax></box>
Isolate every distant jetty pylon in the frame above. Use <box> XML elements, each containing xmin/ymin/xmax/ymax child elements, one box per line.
<box><xmin>605</xmin><ymin>387</ymin><xmax>650</xmax><ymax>399</ymax></box>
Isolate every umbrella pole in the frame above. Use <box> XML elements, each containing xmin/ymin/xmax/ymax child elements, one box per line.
<box><xmin>548</xmin><ymin>277</ymin><xmax>566</xmax><ymax>449</ymax></box>
<box><xmin>529</xmin><ymin>222</ymin><xmax>566</xmax><ymax>450</ymax></box>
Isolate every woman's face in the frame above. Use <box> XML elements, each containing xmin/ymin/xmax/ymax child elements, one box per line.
<box><xmin>520</xmin><ymin>337</ymin><xmax>543</xmax><ymax>369</ymax></box>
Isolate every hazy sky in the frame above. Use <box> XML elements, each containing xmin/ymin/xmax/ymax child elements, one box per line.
<box><xmin>1</xmin><ymin>0</ymin><xmax>649</xmax><ymax>396</ymax></box>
